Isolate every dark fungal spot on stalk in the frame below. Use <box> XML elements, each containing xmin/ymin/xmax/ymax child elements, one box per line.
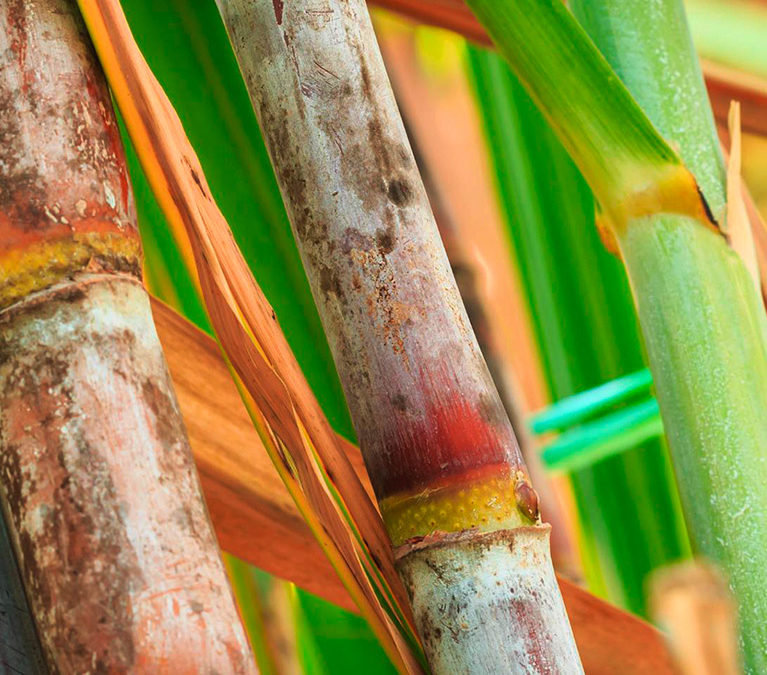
<box><xmin>189</xmin><ymin>166</ymin><xmax>204</xmax><ymax>194</ymax></box>
<box><xmin>341</xmin><ymin>227</ymin><xmax>372</xmax><ymax>253</ymax></box>
<box><xmin>376</xmin><ymin>224</ymin><xmax>395</xmax><ymax>255</ymax></box>
<box><xmin>387</xmin><ymin>177</ymin><xmax>412</xmax><ymax>207</ymax></box>
<box><xmin>477</xmin><ymin>391</ymin><xmax>507</xmax><ymax>428</ymax></box>
<box><xmin>391</xmin><ymin>393</ymin><xmax>408</xmax><ymax>412</ymax></box>
<box><xmin>319</xmin><ymin>265</ymin><xmax>343</xmax><ymax>299</ymax></box>
<box><xmin>141</xmin><ymin>377</ymin><xmax>185</xmax><ymax>456</ymax></box>
<box><xmin>54</xmin><ymin>284</ymin><xmax>88</xmax><ymax>306</ymax></box>
<box><xmin>359</xmin><ymin>53</ymin><xmax>372</xmax><ymax>100</ymax></box>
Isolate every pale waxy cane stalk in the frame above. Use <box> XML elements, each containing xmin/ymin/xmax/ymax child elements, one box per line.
<box><xmin>466</xmin><ymin>0</ymin><xmax>767</xmax><ymax>670</ymax></box>
<box><xmin>0</xmin><ymin>1</ymin><xmax>255</xmax><ymax>670</ymax></box>
<box><xmin>215</xmin><ymin>0</ymin><xmax>582</xmax><ymax>672</ymax></box>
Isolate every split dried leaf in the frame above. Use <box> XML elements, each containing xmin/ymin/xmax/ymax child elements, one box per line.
<box><xmin>75</xmin><ymin>1</ymin><xmax>424</xmax><ymax>671</ymax></box>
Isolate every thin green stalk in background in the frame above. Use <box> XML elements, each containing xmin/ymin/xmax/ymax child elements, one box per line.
<box><xmin>467</xmin><ymin>0</ymin><xmax>767</xmax><ymax>669</ymax></box>
<box><xmin>466</xmin><ymin>45</ymin><xmax>689</xmax><ymax>615</ymax></box>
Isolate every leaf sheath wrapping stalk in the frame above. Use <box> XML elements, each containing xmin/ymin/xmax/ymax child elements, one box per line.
<box><xmin>466</xmin><ymin>0</ymin><xmax>716</xmax><ymax>234</ymax></box>
<box><xmin>215</xmin><ymin>0</ymin><xmax>582</xmax><ymax>671</ymax></box>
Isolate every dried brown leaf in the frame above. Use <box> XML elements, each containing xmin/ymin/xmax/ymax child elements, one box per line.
<box><xmin>76</xmin><ymin>1</ymin><xmax>423</xmax><ymax>671</ymax></box>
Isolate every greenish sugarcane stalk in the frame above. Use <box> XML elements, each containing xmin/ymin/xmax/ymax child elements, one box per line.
<box><xmin>569</xmin><ymin>2</ymin><xmax>766</xmax><ymax>669</ymax></box>
<box><xmin>467</xmin><ymin>0</ymin><xmax>767</xmax><ymax>668</ymax></box>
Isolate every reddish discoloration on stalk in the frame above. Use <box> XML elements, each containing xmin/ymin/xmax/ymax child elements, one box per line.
<box><xmin>217</xmin><ymin>0</ymin><xmax>527</xmax><ymax>508</ymax></box>
<box><xmin>272</xmin><ymin>0</ymin><xmax>284</xmax><ymax>25</ymax></box>
<box><xmin>0</xmin><ymin>0</ymin><xmax>140</xmax><ymax>307</ymax></box>
<box><xmin>0</xmin><ymin>1</ymin><xmax>254</xmax><ymax>671</ymax></box>
<box><xmin>377</xmin><ymin>391</ymin><xmax>514</xmax><ymax>498</ymax></box>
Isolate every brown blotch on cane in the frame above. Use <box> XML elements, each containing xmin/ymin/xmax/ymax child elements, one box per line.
<box><xmin>514</xmin><ymin>474</ymin><xmax>540</xmax><ymax>523</ymax></box>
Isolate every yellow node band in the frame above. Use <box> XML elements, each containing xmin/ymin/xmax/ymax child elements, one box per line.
<box><xmin>381</xmin><ymin>471</ymin><xmax>535</xmax><ymax>547</ymax></box>
<box><xmin>0</xmin><ymin>233</ymin><xmax>141</xmax><ymax>309</ymax></box>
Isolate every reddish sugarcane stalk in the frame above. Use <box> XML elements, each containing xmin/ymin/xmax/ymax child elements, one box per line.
<box><xmin>0</xmin><ymin>1</ymin><xmax>254</xmax><ymax>671</ymax></box>
<box><xmin>216</xmin><ymin>0</ymin><xmax>581</xmax><ymax>671</ymax></box>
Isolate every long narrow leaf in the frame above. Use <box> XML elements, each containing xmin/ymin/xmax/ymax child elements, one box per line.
<box><xmin>75</xmin><ymin>1</ymin><xmax>424</xmax><ymax>671</ymax></box>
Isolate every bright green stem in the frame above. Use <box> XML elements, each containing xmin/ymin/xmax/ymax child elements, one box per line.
<box><xmin>619</xmin><ymin>215</ymin><xmax>767</xmax><ymax>672</ymax></box>
<box><xmin>297</xmin><ymin>590</ymin><xmax>396</xmax><ymax>675</ymax></box>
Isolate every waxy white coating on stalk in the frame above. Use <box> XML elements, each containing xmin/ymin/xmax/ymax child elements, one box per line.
<box><xmin>397</xmin><ymin>526</ymin><xmax>582</xmax><ymax>674</ymax></box>
<box><xmin>216</xmin><ymin>0</ymin><xmax>582</xmax><ymax>670</ymax></box>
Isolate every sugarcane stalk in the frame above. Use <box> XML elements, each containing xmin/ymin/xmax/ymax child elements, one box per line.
<box><xmin>0</xmin><ymin>1</ymin><xmax>255</xmax><ymax>670</ymax></box>
<box><xmin>216</xmin><ymin>0</ymin><xmax>582</xmax><ymax>672</ymax></box>
<box><xmin>568</xmin><ymin>2</ymin><xmax>767</xmax><ymax>670</ymax></box>
<box><xmin>465</xmin><ymin>0</ymin><xmax>767</xmax><ymax>670</ymax></box>
<box><xmin>395</xmin><ymin>95</ymin><xmax>576</xmax><ymax>575</ymax></box>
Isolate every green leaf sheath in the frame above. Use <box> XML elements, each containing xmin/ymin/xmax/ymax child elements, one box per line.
<box><xmin>465</xmin><ymin>0</ymin><xmax>683</xmax><ymax>218</ymax></box>
<box><xmin>570</xmin><ymin>0</ymin><xmax>726</xmax><ymax>220</ymax></box>
<box><xmin>466</xmin><ymin>47</ymin><xmax>688</xmax><ymax>615</ymax></box>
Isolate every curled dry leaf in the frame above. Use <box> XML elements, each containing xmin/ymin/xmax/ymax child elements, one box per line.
<box><xmin>74</xmin><ymin>0</ymin><xmax>424</xmax><ymax>672</ymax></box>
